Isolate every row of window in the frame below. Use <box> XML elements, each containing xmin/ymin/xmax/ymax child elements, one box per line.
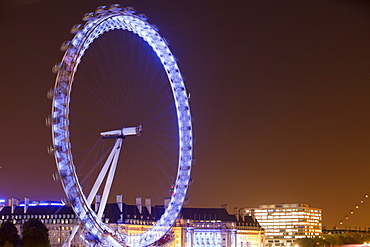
<box><xmin>0</xmin><ymin>219</ymin><xmax>76</xmax><ymax>225</ymax></box>
<box><xmin>256</xmin><ymin>213</ymin><xmax>321</xmax><ymax>218</ymax></box>
<box><xmin>48</xmin><ymin>226</ymin><xmax>74</xmax><ymax>231</ymax></box>
<box><xmin>257</xmin><ymin>217</ymin><xmax>321</xmax><ymax>221</ymax></box>
<box><xmin>267</xmin><ymin>228</ymin><xmax>321</xmax><ymax>233</ymax></box>
<box><xmin>0</xmin><ymin>214</ymin><xmax>75</xmax><ymax>220</ymax></box>
<box><xmin>257</xmin><ymin>210</ymin><xmax>321</xmax><ymax>215</ymax></box>
<box><xmin>258</xmin><ymin>222</ymin><xmax>321</xmax><ymax>226</ymax></box>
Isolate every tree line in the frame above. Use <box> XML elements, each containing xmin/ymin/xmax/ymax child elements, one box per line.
<box><xmin>0</xmin><ymin>219</ymin><xmax>50</xmax><ymax>247</ymax></box>
<box><xmin>296</xmin><ymin>232</ymin><xmax>370</xmax><ymax>247</ymax></box>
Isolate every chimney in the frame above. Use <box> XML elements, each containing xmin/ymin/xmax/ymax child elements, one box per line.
<box><xmin>24</xmin><ymin>197</ymin><xmax>29</xmax><ymax>214</ymax></box>
<box><xmin>234</xmin><ymin>207</ymin><xmax>239</xmax><ymax>221</ymax></box>
<box><xmin>164</xmin><ymin>197</ymin><xmax>170</xmax><ymax>209</ymax></box>
<box><xmin>11</xmin><ymin>198</ymin><xmax>18</xmax><ymax>214</ymax></box>
<box><xmin>116</xmin><ymin>194</ymin><xmax>123</xmax><ymax>212</ymax></box>
<box><xmin>95</xmin><ymin>194</ymin><xmax>101</xmax><ymax>212</ymax></box>
<box><xmin>239</xmin><ymin>207</ymin><xmax>246</xmax><ymax>221</ymax></box>
<box><xmin>145</xmin><ymin>197</ymin><xmax>151</xmax><ymax>215</ymax></box>
<box><xmin>249</xmin><ymin>209</ymin><xmax>257</xmax><ymax>222</ymax></box>
<box><xmin>221</xmin><ymin>204</ymin><xmax>228</xmax><ymax>213</ymax></box>
<box><xmin>136</xmin><ymin>197</ymin><xmax>142</xmax><ymax>214</ymax></box>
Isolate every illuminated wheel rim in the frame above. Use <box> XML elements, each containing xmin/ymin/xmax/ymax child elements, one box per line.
<box><xmin>50</xmin><ymin>5</ymin><xmax>192</xmax><ymax>247</ymax></box>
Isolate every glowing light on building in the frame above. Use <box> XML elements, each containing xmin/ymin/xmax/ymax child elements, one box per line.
<box><xmin>244</xmin><ymin>203</ymin><xmax>322</xmax><ymax>247</ymax></box>
<box><xmin>0</xmin><ymin>197</ymin><xmax>265</xmax><ymax>247</ymax></box>
<box><xmin>19</xmin><ymin>201</ymin><xmax>65</xmax><ymax>207</ymax></box>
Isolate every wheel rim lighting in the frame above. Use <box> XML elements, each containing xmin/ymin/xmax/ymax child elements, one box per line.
<box><xmin>51</xmin><ymin>7</ymin><xmax>192</xmax><ymax>247</ymax></box>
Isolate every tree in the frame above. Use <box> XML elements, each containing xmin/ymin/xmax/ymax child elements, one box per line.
<box><xmin>3</xmin><ymin>241</ymin><xmax>15</xmax><ymax>247</ymax></box>
<box><xmin>295</xmin><ymin>236</ymin><xmax>321</xmax><ymax>247</ymax></box>
<box><xmin>297</xmin><ymin>232</ymin><xmax>370</xmax><ymax>247</ymax></box>
<box><xmin>0</xmin><ymin>221</ymin><xmax>19</xmax><ymax>247</ymax></box>
<box><xmin>21</xmin><ymin>219</ymin><xmax>50</xmax><ymax>247</ymax></box>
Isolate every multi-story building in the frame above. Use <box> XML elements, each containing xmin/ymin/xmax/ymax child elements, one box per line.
<box><xmin>0</xmin><ymin>197</ymin><xmax>265</xmax><ymax>247</ymax></box>
<box><xmin>0</xmin><ymin>198</ymin><xmax>82</xmax><ymax>246</ymax></box>
<box><xmin>241</xmin><ymin>203</ymin><xmax>322</xmax><ymax>247</ymax></box>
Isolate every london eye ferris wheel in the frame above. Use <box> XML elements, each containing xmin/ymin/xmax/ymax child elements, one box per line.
<box><xmin>48</xmin><ymin>4</ymin><xmax>193</xmax><ymax>246</ymax></box>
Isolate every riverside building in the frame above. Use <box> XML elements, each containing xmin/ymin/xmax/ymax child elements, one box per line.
<box><xmin>0</xmin><ymin>197</ymin><xmax>265</xmax><ymax>247</ymax></box>
<box><xmin>241</xmin><ymin>203</ymin><xmax>322</xmax><ymax>247</ymax></box>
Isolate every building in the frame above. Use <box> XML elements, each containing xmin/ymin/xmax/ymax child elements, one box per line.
<box><xmin>241</xmin><ymin>203</ymin><xmax>322</xmax><ymax>247</ymax></box>
<box><xmin>0</xmin><ymin>197</ymin><xmax>265</xmax><ymax>247</ymax></box>
<box><xmin>180</xmin><ymin>207</ymin><xmax>265</xmax><ymax>247</ymax></box>
<box><xmin>0</xmin><ymin>197</ymin><xmax>83</xmax><ymax>246</ymax></box>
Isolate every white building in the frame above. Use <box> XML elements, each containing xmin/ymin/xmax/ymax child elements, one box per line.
<box><xmin>242</xmin><ymin>203</ymin><xmax>322</xmax><ymax>247</ymax></box>
<box><xmin>0</xmin><ymin>197</ymin><xmax>265</xmax><ymax>247</ymax></box>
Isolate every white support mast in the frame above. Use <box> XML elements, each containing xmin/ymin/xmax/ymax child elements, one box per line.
<box><xmin>62</xmin><ymin>125</ymin><xmax>142</xmax><ymax>247</ymax></box>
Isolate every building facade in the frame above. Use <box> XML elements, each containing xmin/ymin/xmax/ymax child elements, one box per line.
<box><xmin>0</xmin><ymin>197</ymin><xmax>265</xmax><ymax>247</ymax></box>
<box><xmin>242</xmin><ymin>203</ymin><xmax>322</xmax><ymax>247</ymax></box>
<box><xmin>0</xmin><ymin>198</ymin><xmax>83</xmax><ymax>246</ymax></box>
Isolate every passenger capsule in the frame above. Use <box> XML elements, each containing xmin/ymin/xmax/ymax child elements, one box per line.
<box><xmin>45</xmin><ymin>116</ymin><xmax>52</xmax><ymax>127</ymax></box>
<box><xmin>52</xmin><ymin>62</ymin><xmax>62</xmax><ymax>74</ymax></box>
<box><xmin>109</xmin><ymin>4</ymin><xmax>123</xmax><ymax>11</ymax></box>
<box><xmin>95</xmin><ymin>5</ymin><xmax>108</xmax><ymax>14</ymax></box>
<box><xmin>82</xmin><ymin>12</ymin><xmax>95</xmax><ymax>21</ymax></box>
<box><xmin>52</xmin><ymin>171</ymin><xmax>60</xmax><ymax>181</ymax></box>
<box><xmin>47</xmin><ymin>88</ymin><xmax>54</xmax><ymax>99</ymax></box>
<box><xmin>47</xmin><ymin>145</ymin><xmax>54</xmax><ymax>155</ymax></box>
<box><xmin>123</xmin><ymin>7</ymin><xmax>136</xmax><ymax>14</ymax></box>
<box><xmin>151</xmin><ymin>25</ymin><xmax>159</xmax><ymax>32</ymax></box>
<box><xmin>137</xmin><ymin>14</ymin><xmax>148</xmax><ymax>21</ymax></box>
<box><xmin>70</xmin><ymin>24</ymin><xmax>83</xmax><ymax>34</ymax></box>
<box><xmin>162</xmin><ymin>38</ymin><xmax>170</xmax><ymax>46</ymax></box>
<box><xmin>60</xmin><ymin>41</ymin><xmax>72</xmax><ymax>52</ymax></box>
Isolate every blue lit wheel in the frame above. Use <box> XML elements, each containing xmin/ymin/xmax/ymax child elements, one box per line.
<box><xmin>50</xmin><ymin>5</ymin><xmax>192</xmax><ymax>247</ymax></box>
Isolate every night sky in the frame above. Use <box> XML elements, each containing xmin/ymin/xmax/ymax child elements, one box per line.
<box><xmin>0</xmin><ymin>0</ymin><xmax>369</xmax><ymax>229</ymax></box>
